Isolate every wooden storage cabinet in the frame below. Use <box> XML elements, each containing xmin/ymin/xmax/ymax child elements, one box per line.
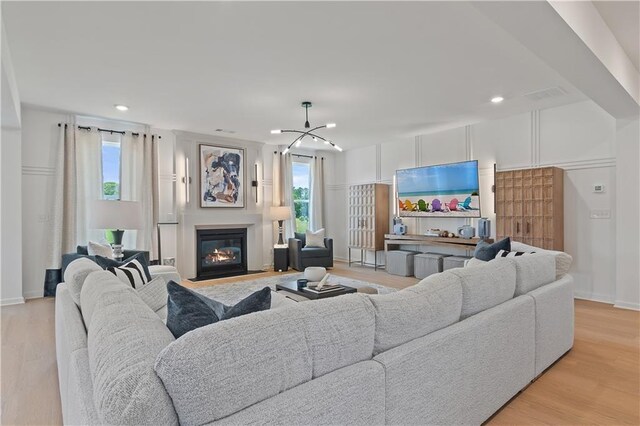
<box><xmin>495</xmin><ymin>167</ymin><xmax>564</xmax><ymax>251</ymax></box>
<box><xmin>348</xmin><ymin>183</ymin><xmax>389</xmax><ymax>268</ymax></box>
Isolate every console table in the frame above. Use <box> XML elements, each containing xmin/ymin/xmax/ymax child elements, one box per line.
<box><xmin>384</xmin><ymin>234</ymin><xmax>491</xmax><ymax>254</ymax></box>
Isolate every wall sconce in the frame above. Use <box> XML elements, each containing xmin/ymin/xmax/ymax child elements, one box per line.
<box><xmin>182</xmin><ymin>157</ymin><xmax>192</xmax><ymax>204</ymax></box>
<box><xmin>252</xmin><ymin>163</ymin><xmax>259</xmax><ymax>204</ymax></box>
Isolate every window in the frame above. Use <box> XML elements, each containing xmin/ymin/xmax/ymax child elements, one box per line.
<box><xmin>101</xmin><ymin>137</ymin><xmax>121</xmax><ymax>200</ymax></box>
<box><xmin>292</xmin><ymin>162</ymin><xmax>311</xmax><ymax>233</ymax></box>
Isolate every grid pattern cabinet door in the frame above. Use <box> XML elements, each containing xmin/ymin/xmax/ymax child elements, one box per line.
<box><xmin>348</xmin><ymin>183</ymin><xmax>390</xmax><ymax>251</ymax></box>
<box><xmin>496</xmin><ymin>167</ymin><xmax>564</xmax><ymax>251</ymax></box>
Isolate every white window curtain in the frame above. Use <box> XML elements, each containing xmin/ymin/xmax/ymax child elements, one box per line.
<box><xmin>309</xmin><ymin>156</ymin><xmax>324</xmax><ymax>231</ymax></box>
<box><xmin>121</xmin><ymin>133</ymin><xmax>159</xmax><ymax>259</ymax></box>
<box><xmin>272</xmin><ymin>151</ymin><xmax>295</xmax><ymax>241</ymax></box>
<box><xmin>48</xmin><ymin>125</ymin><xmax>102</xmax><ymax>268</ymax></box>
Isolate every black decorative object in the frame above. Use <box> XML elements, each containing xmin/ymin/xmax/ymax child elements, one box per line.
<box><xmin>271</xmin><ymin>101</ymin><xmax>342</xmax><ymax>154</ymax></box>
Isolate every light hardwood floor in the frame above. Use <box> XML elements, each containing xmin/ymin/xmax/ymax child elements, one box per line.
<box><xmin>1</xmin><ymin>263</ymin><xmax>638</xmax><ymax>425</ymax></box>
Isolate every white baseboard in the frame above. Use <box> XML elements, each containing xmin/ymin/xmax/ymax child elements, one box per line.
<box><xmin>573</xmin><ymin>291</ymin><xmax>614</xmax><ymax>305</ymax></box>
<box><xmin>23</xmin><ymin>290</ymin><xmax>44</xmax><ymax>300</ymax></box>
<box><xmin>613</xmin><ymin>300</ymin><xmax>640</xmax><ymax>311</ymax></box>
<box><xmin>0</xmin><ymin>297</ymin><xmax>25</xmax><ymax>306</ymax></box>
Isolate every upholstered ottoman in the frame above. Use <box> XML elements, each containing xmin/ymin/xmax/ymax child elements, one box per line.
<box><xmin>386</xmin><ymin>250</ymin><xmax>420</xmax><ymax>277</ymax></box>
<box><xmin>414</xmin><ymin>253</ymin><xmax>450</xmax><ymax>279</ymax></box>
<box><xmin>442</xmin><ymin>255</ymin><xmax>472</xmax><ymax>271</ymax></box>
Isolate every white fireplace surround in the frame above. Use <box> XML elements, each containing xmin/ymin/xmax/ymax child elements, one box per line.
<box><xmin>176</xmin><ymin>217</ymin><xmax>264</xmax><ymax>280</ymax></box>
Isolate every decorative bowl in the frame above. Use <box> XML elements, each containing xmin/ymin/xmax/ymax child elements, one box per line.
<box><xmin>304</xmin><ymin>267</ymin><xmax>326</xmax><ymax>282</ymax></box>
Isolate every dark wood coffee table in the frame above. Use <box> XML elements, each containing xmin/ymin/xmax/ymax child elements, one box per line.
<box><xmin>276</xmin><ymin>281</ymin><xmax>357</xmax><ymax>300</ymax></box>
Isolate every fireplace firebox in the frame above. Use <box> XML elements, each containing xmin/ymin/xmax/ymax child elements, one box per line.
<box><xmin>196</xmin><ymin>228</ymin><xmax>247</xmax><ymax>280</ymax></box>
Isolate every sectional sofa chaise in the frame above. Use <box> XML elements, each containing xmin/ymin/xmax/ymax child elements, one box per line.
<box><xmin>55</xmin><ymin>246</ymin><xmax>573</xmax><ymax>425</ymax></box>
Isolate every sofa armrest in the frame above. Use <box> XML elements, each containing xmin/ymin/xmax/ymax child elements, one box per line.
<box><xmin>62</xmin><ymin>254</ymin><xmax>95</xmax><ymax>277</ymax></box>
<box><xmin>148</xmin><ymin>265</ymin><xmax>181</xmax><ymax>284</ymax></box>
<box><xmin>324</xmin><ymin>238</ymin><xmax>333</xmax><ymax>256</ymax></box>
<box><xmin>288</xmin><ymin>238</ymin><xmax>303</xmax><ymax>271</ymax></box>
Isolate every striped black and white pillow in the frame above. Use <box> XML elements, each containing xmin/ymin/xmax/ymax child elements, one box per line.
<box><xmin>495</xmin><ymin>249</ymin><xmax>536</xmax><ymax>258</ymax></box>
<box><xmin>106</xmin><ymin>258</ymin><xmax>149</xmax><ymax>288</ymax></box>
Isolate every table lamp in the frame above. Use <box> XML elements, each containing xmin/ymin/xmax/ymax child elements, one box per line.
<box><xmin>89</xmin><ymin>200</ymin><xmax>143</xmax><ymax>259</ymax></box>
<box><xmin>270</xmin><ymin>206</ymin><xmax>292</xmax><ymax>245</ymax></box>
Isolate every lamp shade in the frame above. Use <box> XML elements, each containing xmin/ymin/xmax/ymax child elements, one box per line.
<box><xmin>88</xmin><ymin>200</ymin><xmax>143</xmax><ymax>230</ymax></box>
<box><xmin>270</xmin><ymin>206</ymin><xmax>292</xmax><ymax>221</ymax></box>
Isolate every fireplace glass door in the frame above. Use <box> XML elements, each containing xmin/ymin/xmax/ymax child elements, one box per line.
<box><xmin>196</xmin><ymin>228</ymin><xmax>247</xmax><ymax>279</ymax></box>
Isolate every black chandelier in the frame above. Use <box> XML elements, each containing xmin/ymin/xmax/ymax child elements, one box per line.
<box><xmin>271</xmin><ymin>101</ymin><xmax>342</xmax><ymax>154</ymax></box>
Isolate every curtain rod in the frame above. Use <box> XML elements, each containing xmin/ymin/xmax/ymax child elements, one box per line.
<box><xmin>273</xmin><ymin>150</ymin><xmax>324</xmax><ymax>160</ymax></box>
<box><xmin>57</xmin><ymin>123</ymin><xmax>161</xmax><ymax>139</ymax></box>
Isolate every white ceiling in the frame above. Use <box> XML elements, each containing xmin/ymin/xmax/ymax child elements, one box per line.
<box><xmin>593</xmin><ymin>1</ymin><xmax>640</xmax><ymax>73</ymax></box>
<box><xmin>3</xmin><ymin>1</ymin><xmax>588</xmax><ymax>150</ymax></box>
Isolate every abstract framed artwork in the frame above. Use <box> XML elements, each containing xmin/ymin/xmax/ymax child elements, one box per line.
<box><xmin>199</xmin><ymin>144</ymin><xmax>245</xmax><ymax>208</ymax></box>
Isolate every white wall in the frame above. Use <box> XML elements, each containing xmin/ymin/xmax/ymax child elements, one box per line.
<box><xmin>340</xmin><ymin>100</ymin><xmax>635</xmax><ymax>307</ymax></box>
<box><xmin>19</xmin><ymin>106</ymin><xmax>177</xmax><ymax>298</ymax></box>
<box><xmin>20</xmin><ymin>108</ymin><xmax>69</xmax><ymax>299</ymax></box>
<box><xmin>173</xmin><ymin>131</ymin><xmax>265</xmax><ymax>279</ymax></box>
<box><xmin>1</xmin><ymin>128</ymin><xmax>24</xmax><ymax>304</ymax></box>
<box><xmin>615</xmin><ymin>118</ymin><xmax>640</xmax><ymax>310</ymax></box>
<box><xmin>1</xmin><ymin>14</ymin><xmax>24</xmax><ymax>305</ymax></box>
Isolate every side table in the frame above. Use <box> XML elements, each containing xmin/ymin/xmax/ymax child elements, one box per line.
<box><xmin>274</xmin><ymin>245</ymin><xmax>288</xmax><ymax>272</ymax></box>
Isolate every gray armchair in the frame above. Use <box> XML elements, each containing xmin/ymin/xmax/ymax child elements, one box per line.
<box><xmin>288</xmin><ymin>232</ymin><xmax>333</xmax><ymax>271</ymax></box>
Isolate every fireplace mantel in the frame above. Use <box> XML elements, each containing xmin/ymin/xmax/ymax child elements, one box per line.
<box><xmin>195</xmin><ymin>223</ymin><xmax>255</xmax><ymax>230</ymax></box>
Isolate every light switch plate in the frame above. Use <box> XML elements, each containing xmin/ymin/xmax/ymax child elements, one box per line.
<box><xmin>590</xmin><ymin>209</ymin><xmax>611</xmax><ymax>219</ymax></box>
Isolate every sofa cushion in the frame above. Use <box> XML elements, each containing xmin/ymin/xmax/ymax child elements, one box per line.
<box><xmin>63</xmin><ymin>258</ymin><xmax>103</xmax><ymax>307</ymax></box>
<box><xmin>165</xmin><ymin>281</ymin><xmax>271</xmax><ymax>338</ymax></box>
<box><xmin>137</xmin><ymin>276</ymin><xmax>169</xmax><ymax>313</ymax></box>
<box><xmin>448</xmin><ymin>260</ymin><xmax>516</xmax><ymax>319</ymax></box>
<box><xmin>473</xmin><ymin>237</ymin><xmax>511</xmax><ymax>261</ymax></box>
<box><xmin>154</xmin><ymin>294</ymin><xmax>375</xmax><ymax>425</ymax></box>
<box><xmin>465</xmin><ymin>257</ymin><xmax>487</xmax><ymax>268</ymax></box>
<box><xmin>511</xmin><ymin>241</ymin><xmax>573</xmax><ymax>278</ymax></box>
<box><xmin>369</xmin><ymin>272</ymin><xmax>463</xmax><ymax>354</ymax></box>
<box><xmin>495</xmin><ymin>254</ymin><xmax>556</xmax><ymax>296</ymax></box>
<box><xmin>300</xmin><ymin>247</ymin><xmax>331</xmax><ymax>258</ymax></box>
<box><xmin>80</xmin><ymin>271</ymin><xmax>129</xmax><ymax>328</ymax></box>
<box><xmin>82</xmin><ymin>272</ymin><xmax>178</xmax><ymax>425</ymax></box>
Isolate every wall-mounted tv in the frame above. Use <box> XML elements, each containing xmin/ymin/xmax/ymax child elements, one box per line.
<box><xmin>396</xmin><ymin>160</ymin><xmax>481</xmax><ymax>218</ymax></box>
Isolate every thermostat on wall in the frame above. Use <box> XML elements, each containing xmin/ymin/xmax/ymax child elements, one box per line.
<box><xmin>594</xmin><ymin>184</ymin><xmax>605</xmax><ymax>193</ymax></box>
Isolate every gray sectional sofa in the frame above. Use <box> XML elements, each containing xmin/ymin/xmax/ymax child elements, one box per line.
<box><xmin>56</xmin><ymin>251</ymin><xmax>574</xmax><ymax>425</ymax></box>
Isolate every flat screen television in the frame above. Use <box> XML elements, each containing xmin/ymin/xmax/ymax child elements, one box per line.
<box><xmin>396</xmin><ymin>160</ymin><xmax>481</xmax><ymax>218</ymax></box>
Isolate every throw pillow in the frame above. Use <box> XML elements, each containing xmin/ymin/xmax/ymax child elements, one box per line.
<box><xmin>495</xmin><ymin>249</ymin><xmax>536</xmax><ymax>258</ymax></box>
<box><xmin>305</xmin><ymin>228</ymin><xmax>325</xmax><ymax>248</ymax></box>
<box><xmin>137</xmin><ymin>276</ymin><xmax>168</xmax><ymax>313</ymax></box>
<box><xmin>165</xmin><ymin>281</ymin><xmax>271</xmax><ymax>338</ymax></box>
<box><xmin>473</xmin><ymin>237</ymin><xmax>511</xmax><ymax>261</ymax></box>
<box><xmin>87</xmin><ymin>241</ymin><xmax>113</xmax><ymax>258</ymax></box>
<box><xmin>95</xmin><ymin>253</ymin><xmax>152</xmax><ymax>282</ymax></box>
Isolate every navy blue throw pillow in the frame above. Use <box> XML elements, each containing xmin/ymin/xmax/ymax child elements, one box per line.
<box><xmin>94</xmin><ymin>253</ymin><xmax>152</xmax><ymax>281</ymax></box>
<box><xmin>473</xmin><ymin>237</ymin><xmax>511</xmax><ymax>261</ymax></box>
<box><xmin>165</xmin><ymin>281</ymin><xmax>271</xmax><ymax>339</ymax></box>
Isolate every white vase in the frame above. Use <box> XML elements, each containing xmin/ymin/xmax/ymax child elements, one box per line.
<box><xmin>304</xmin><ymin>267</ymin><xmax>326</xmax><ymax>282</ymax></box>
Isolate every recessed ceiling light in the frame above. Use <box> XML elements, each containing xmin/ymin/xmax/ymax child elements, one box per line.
<box><xmin>115</xmin><ymin>104</ymin><xmax>129</xmax><ymax>111</ymax></box>
<box><xmin>490</xmin><ymin>96</ymin><xmax>504</xmax><ymax>103</ymax></box>
<box><xmin>326</xmin><ymin>123</ymin><xmax>336</xmax><ymax>128</ymax></box>
<box><xmin>270</xmin><ymin>129</ymin><xmax>282</xmax><ymax>134</ymax></box>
